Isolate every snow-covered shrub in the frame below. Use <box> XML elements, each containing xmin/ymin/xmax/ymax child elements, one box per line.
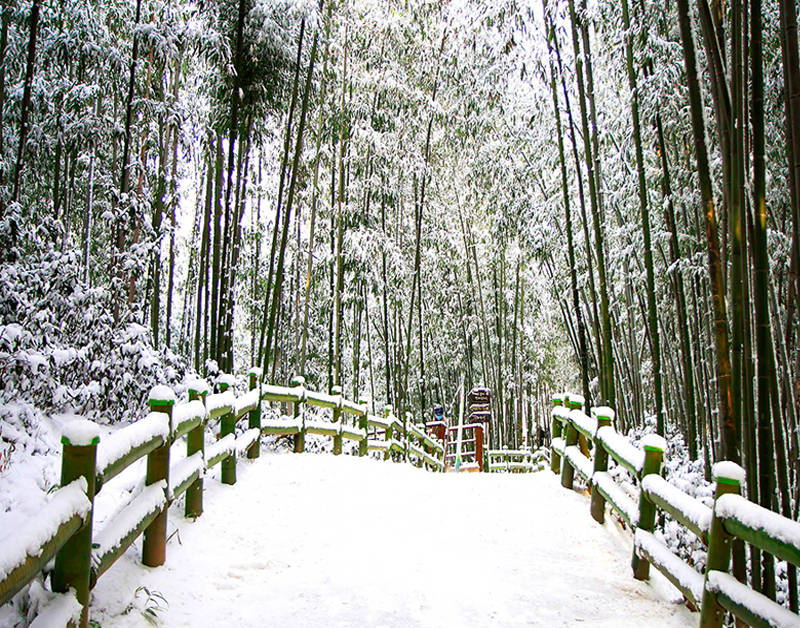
<box><xmin>0</xmin><ymin>249</ymin><xmax>188</xmax><ymax>425</ymax></box>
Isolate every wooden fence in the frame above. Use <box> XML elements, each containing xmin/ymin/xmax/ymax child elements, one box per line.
<box><xmin>487</xmin><ymin>447</ymin><xmax>547</xmax><ymax>473</ymax></box>
<box><xmin>0</xmin><ymin>369</ymin><xmax>446</xmax><ymax>628</ymax></box>
<box><xmin>551</xmin><ymin>392</ymin><xmax>800</xmax><ymax>628</ymax></box>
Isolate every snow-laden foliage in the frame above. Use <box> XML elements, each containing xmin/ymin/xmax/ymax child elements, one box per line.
<box><xmin>0</xmin><ymin>249</ymin><xmax>188</xmax><ymax>431</ymax></box>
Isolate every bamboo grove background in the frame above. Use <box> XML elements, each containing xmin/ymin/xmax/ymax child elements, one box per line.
<box><xmin>0</xmin><ymin>0</ymin><xmax>799</xmax><ymax>598</ymax></box>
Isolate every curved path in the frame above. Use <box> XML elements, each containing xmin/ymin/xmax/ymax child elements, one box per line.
<box><xmin>92</xmin><ymin>454</ymin><xmax>697</xmax><ymax>628</ymax></box>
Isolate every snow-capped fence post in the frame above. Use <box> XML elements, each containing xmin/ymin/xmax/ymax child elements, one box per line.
<box><xmin>698</xmin><ymin>463</ymin><xmax>743</xmax><ymax>628</ymax></box>
<box><xmin>332</xmin><ymin>384</ymin><xmax>343</xmax><ymax>455</ymax></box>
<box><xmin>52</xmin><ymin>420</ymin><xmax>99</xmax><ymax>628</ymax></box>
<box><xmin>143</xmin><ymin>386</ymin><xmax>174</xmax><ymax>567</ymax></box>
<box><xmin>247</xmin><ymin>367</ymin><xmax>262</xmax><ymax>459</ymax></box>
<box><xmin>358</xmin><ymin>396</ymin><xmax>369</xmax><ymax>457</ymax></box>
<box><xmin>589</xmin><ymin>407</ymin><xmax>614</xmax><ymax>524</ymax></box>
<box><xmin>186</xmin><ymin>379</ymin><xmax>208</xmax><ymax>518</ymax></box>
<box><xmin>631</xmin><ymin>435</ymin><xmax>665</xmax><ymax>581</ymax></box>
<box><xmin>560</xmin><ymin>397</ymin><xmax>579</xmax><ymax>489</ymax></box>
<box><xmin>550</xmin><ymin>394</ymin><xmax>563</xmax><ymax>474</ymax></box>
<box><xmin>292</xmin><ymin>375</ymin><xmax>306</xmax><ymax>453</ymax></box>
<box><xmin>384</xmin><ymin>405</ymin><xmax>394</xmax><ymax>461</ymax></box>
<box><xmin>218</xmin><ymin>375</ymin><xmax>237</xmax><ymax>485</ymax></box>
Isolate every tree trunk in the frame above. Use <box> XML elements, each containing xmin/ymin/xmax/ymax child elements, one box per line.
<box><xmin>551</xmin><ymin>10</ymin><xmax>591</xmax><ymax>412</ymax></box>
<box><xmin>11</xmin><ymin>0</ymin><xmax>40</xmax><ymax>213</ymax></box>
<box><xmin>675</xmin><ymin>0</ymin><xmax>738</xmax><ymax>463</ymax></box>
<box><xmin>300</xmin><ymin>0</ymin><xmax>334</xmax><ymax>377</ymax></box>
<box><xmin>751</xmin><ymin>0</ymin><xmax>777</xmax><ymax>598</ymax></box>
<box><xmin>258</xmin><ymin>19</ymin><xmax>306</xmax><ymax>370</ymax></box>
<box><xmin>658</xmin><ymin>115</ymin><xmax>698</xmax><ymax>458</ymax></box>
<box><xmin>547</xmin><ymin>5</ymin><xmax>591</xmax><ymax>418</ymax></box>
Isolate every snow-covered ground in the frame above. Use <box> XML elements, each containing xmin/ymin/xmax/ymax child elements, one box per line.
<box><xmin>87</xmin><ymin>453</ymin><xmax>697</xmax><ymax>628</ymax></box>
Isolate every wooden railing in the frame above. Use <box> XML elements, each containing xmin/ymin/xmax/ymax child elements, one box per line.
<box><xmin>487</xmin><ymin>447</ymin><xmax>547</xmax><ymax>473</ymax></box>
<box><xmin>443</xmin><ymin>423</ymin><xmax>485</xmax><ymax>471</ymax></box>
<box><xmin>551</xmin><ymin>392</ymin><xmax>800</xmax><ymax>628</ymax></box>
<box><xmin>0</xmin><ymin>369</ymin><xmax>446</xmax><ymax>628</ymax></box>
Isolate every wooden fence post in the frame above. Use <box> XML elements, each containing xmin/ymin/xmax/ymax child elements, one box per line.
<box><xmin>590</xmin><ymin>407</ymin><xmax>615</xmax><ymax>524</ymax></box>
<box><xmin>332</xmin><ymin>384</ymin><xmax>342</xmax><ymax>455</ymax></box>
<box><xmin>476</xmin><ymin>425</ymin><xmax>485</xmax><ymax>472</ymax></box>
<box><xmin>698</xmin><ymin>462</ymin><xmax>744</xmax><ymax>628</ymax></box>
<box><xmin>550</xmin><ymin>394</ymin><xmax>563</xmax><ymax>474</ymax></box>
<box><xmin>404</xmin><ymin>411</ymin><xmax>412</xmax><ymax>462</ymax></box>
<box><xmin>550</xmin><ymin>394</ymin><xmax>569</xmax><ymax>475</ymax></box>
<box><xmin>247</xmin><ymin>367</ymin><xmax>262</xmax><ymax>459</ymax></box>
<box><xmin>52</xmin><ymin>420</ymin><xmax>99</xmax><ymax>628</ymax></box>
<box><xmin>560</xmin><ymin>394</ymin><xmax>578</xmax><ymax>489</ymax></box>
<box><xmin>143</xmin><ymin>386</ymin><xmax>174</xmax><ymax>567</ymax></box>
<box><xmin>218</xmin><ymin>375</ymin><xmax>236</xmax><ymax>485</ymax></box>
<box><xmin>186</xmin><ymin>379</ymin><xmax>207</xmax><ymax>518</ymax></box>
<box><xmin>292</xmin><ymin>375</ymin><xmax>306</xmax><ymax>453</ymax></box>
<box><xmin>384</xmin><ymin>405</ymin><xmax>393</xmax><ymax>461</ymax></box>
<box><xmin>358</xmin><ymin>396</ymin><xmax>369</xmax><ymax>457</ymax></box>
<box><xmin>632</xmin><ymin>434</ymin><xmax>666</xmax><ymax>580</ymax></box>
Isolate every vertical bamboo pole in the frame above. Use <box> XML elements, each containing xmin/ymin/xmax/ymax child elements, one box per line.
<box><xmin>218</xmin><ymin>378</ymin><xmax>237</xmax><ymax>484</ymax></box>
<box><xmin>247</xmin><ymin>367</ymin><xmax>262</xmax><ymax>459</ymax></box>
<box><xmin>590</xmin><ymin>406</ymin><xmax>615</xmax><ymax>523</ymax></box>
<box><xmin>699</xmin><ymin>463</ymin><xmax>744</xmax><ymax>628</ymax></box>
<box><xmin>186</xmin><ymin>379</ymin><xmax>208</xmax><ymax>518</ymax></box>
<box><xmin>143</xmin><ymin>387</ymin><xmax>174</xmax><ymax>567</ymax></box>
<box><xmin>52</xmin><ymin>420</ymin><xmax>99</xmax><ymax>628</ymax></box>
<box><xmin>632</xmin><ymin>434</ymin><xmax>666</xmax><ymax>580</ymax></box>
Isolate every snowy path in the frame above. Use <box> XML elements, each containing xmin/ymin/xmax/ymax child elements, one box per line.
<box><xmin>91</xmin><ymin>453</ymin><xmax>697</xmax><ymax>628</ymax></box>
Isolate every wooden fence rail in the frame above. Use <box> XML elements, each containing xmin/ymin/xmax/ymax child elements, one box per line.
<box><xmin>551</xmin><ymin>392</ymin><xmax>800</xmax><ymax>628</ymax></box>
<box><xmin>0</xmin><ymin>369</ymin><xmax>447</xmax><ymax>628</ymax></box>
<box><xmin>487</xmin><ymin>447</ymin><xmax>547</xmax><ymax>473</ymax></box>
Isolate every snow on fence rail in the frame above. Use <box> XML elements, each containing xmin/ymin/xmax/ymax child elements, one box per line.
<box><xmin>486</xmin><ymin>447</ymin><xmax>546</xmax><ymax>473</ymax></box>
<box><xmin>1</xmin><ymin>368</ymin><xmax>447</xmax><ymax>628</ymax></box>
<box><xmin>443</xmin><ymin>423</ymin><xmax>486</xmax><ymax>472</ymax></box>
<box><xmin>550</xmin><ymin>392</ymin><xmax>800</xmax><ymax>628</ymax></box>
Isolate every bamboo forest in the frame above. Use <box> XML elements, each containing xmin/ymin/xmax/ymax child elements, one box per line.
<box><xmin>1</xmin><ymin>0</ymin><xmax>800</xmax><ymax>623</ymax></box>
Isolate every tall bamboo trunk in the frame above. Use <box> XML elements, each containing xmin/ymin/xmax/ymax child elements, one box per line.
<box><xmin>675</xmin><ymin>0</ymin><xmax>738</xmax><ymax>463</ymax></box>
<box><xmin>546</xmin><ymin>5</ymin><xmax>590</xmax><ymax>416</ymax></box>
<box><xmin>621</xmin><ymin>0</ymin><xmax>663</xmax><ymax>434</ymax></box>
<box><xmin>566</xmin><ymin>0</ymin><xmax>607</xmax><ymax>410</ymax></box>
<box><xmin>300</xmin><ymin>0</ymin><xmax>334</xmax><ymax>377</ymax></box>
<box><xmin>658</xmin><ymin>114</ymin><xmax>698</xmax><ymax>457</ymax></box>
<box><xmin>258</xmin><ymin>20</ymin><xmax>306</xmax><ymax>369</ymax></box>
<box><xmin>551</xmin><ymin>11</ymin><xmax>591</xmax><ymax>410</ymax></box>
<box><xmin>751</xmin><ymin>0</ymin><xmax>777</xmax><ymax>598</ymax></box>
<box><xmin>11</xmin><ymin>0</ymin><xmax>40</xmax><ymax>210</ymax></box>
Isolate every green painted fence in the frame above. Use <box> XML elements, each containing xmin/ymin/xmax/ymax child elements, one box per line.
<box><xmin>487</xmin><ymin>447</ymin><xmax>547</xmax><ymax>473</ymax></box>
<box><xmin>0</xmin><ymin>369</ymin><xmax>446</xmax><ymax>628</ymax></box>
<box><xmin>551</xmin><ymin>392</ymin><xmax>800</xmax><ymax>628</ymax></box>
